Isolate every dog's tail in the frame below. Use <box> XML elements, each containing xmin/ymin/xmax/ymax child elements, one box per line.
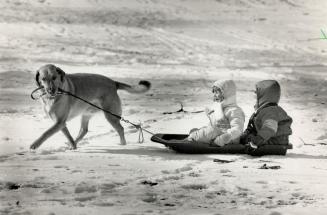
<box><xmin>116</xmin><ymin>80</ymin><xmax>151</xmax><ymax>94</ymax></box>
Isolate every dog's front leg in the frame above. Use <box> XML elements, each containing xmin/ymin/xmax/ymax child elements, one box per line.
<box><xmin>61</xmin><ymin>127</ymin><xmax>77</xmax><ymax>150</ymax></box>
<box><xmin>30</xmin><ymin>122</ymin><xmax>66</xmax><ymax>150</ymax></box>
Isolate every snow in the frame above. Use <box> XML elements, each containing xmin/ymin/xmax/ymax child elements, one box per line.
<box><xmin>1</xmin><ymin>0</ymin><xmax>327</xmax><ymax>214</ymax></box>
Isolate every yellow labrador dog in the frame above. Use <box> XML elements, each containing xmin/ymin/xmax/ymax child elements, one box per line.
<box><xmin>30</xmin><ymin>64</ymin><xmax>151</xmax><ymax>150</ymax></box>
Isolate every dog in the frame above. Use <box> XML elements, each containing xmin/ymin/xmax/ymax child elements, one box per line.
<box><xmin>30</xmin><ymin>64</ymin><xmax>151</xmax><ymax>150</ymax></box>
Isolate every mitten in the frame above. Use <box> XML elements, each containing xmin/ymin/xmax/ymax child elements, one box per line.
<box><xmin>213</xmin><ymin>133</ymin><xmax>231</xmax><ymax>147</ymax></box>
<box><xmin>249</xmin><ymin>134</ymin><xmax>265</xmax><ymax>147</ymax></box>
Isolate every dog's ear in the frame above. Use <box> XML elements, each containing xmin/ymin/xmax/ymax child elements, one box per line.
<box><xmin>35</xmin><ymin>70</ymin><xmax>41</xmax><ymax>87</ymax></box>
<box><xmin>55</xmin><ymin>66</ymin><xmax>65</xmax><ymax>82</ymax></box>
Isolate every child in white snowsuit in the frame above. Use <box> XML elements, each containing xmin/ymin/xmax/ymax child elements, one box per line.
<box><xmin>187</xmin><ymin>80</ymin><xmax>245</xmax><ymax>146</ymax></box>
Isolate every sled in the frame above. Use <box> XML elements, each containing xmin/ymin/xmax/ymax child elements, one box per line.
<box><xmin>151</xmin><ymin>133</ymin><xmax>292</xmax><ymax>156</ymax></box>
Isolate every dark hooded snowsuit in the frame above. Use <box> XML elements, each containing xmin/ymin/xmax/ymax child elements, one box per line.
<box><xmin>242</xmin><ymin>80</ymin><xmax>292</xmax><ymax>146</ymax></box>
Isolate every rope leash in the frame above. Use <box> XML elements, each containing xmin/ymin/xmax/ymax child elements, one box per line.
<box><xmin>30</xmin><ymin>86</ymin><xmax>46</xmax><ymax>100</ymax></box>
<box><xmin>60</xmin><ymin>88</ymin><xmax>157</xmax><ymax>143</ymax></box>
<box><xmin>31</xmin><ymin>87</ymin><xmax>156</xmax><ymax>143</ymax></box>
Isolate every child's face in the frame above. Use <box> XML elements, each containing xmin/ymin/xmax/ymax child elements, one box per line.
<box><xmin>212</xmin><ymin>86</ymin><xmax>224</xmax><ymax>102</ymax></box>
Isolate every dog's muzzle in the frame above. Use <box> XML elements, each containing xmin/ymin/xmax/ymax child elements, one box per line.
<box><xmin>46</xmin><ymin>88</ymin><xmax>59</xmax><ymax>98</ymax></box>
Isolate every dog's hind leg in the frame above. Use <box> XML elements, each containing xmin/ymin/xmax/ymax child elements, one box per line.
<box><xmin>101</xmin><ymin>95</ymin><xmax>126</xmax><ymax>145</ymax></box>
<box><xmin>75</xmin><ymin>115</ymin><xmax>91</xmax><ymax>144</ymax></box>
<box><xmin>104</xmin><ymin>113</ymin><xmax>127</xmax><ymax>145</ymax></box>
<box><xmin>61</xmin><ymin>127</ymin><xmax>77</xmax><ymax>149</ymax></box>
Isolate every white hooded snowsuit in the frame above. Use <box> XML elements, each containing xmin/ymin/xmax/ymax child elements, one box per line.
<box><xmin>188</xmin><ymin>80</ymin><xmax>245</xmax><ymax>146</ymax></box>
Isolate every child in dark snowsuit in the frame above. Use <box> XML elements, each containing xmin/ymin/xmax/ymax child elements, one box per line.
<box><xmin>241</xmin><ymin>80</ymin><xmax>292</xmax><ymax>149</ymax></box>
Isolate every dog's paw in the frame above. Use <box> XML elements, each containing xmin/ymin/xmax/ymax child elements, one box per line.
<box><xmin>64</xmin><ymin>141</ymin><xmax>77</xmax><ymax>150</ymax></box>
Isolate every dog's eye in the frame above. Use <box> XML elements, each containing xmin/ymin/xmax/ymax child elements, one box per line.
<box><xmin>52</xmin><ymin>77</ymin><xmax>56</xmax><ymax>80</ymax></box>
<box><xmin>42</xmin><ymin>77</ymin><xmax>46</xmax><ymax>81</ymax></box>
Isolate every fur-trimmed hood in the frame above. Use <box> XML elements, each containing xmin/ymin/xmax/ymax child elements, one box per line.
<box><xmin>212</xmin><ymin>79</ymin><xmax>237</xmax><ymax>107</ymax></box>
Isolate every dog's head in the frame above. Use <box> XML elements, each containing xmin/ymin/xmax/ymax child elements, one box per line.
<box><xmin>35</xmin><ymin>64</ymin><xmax>65</xmax><ymax>97</ymax></box>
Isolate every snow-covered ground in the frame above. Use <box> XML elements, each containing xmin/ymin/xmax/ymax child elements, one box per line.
<box><xmin>1</xmin><ymin>0</ymin><xmax>327</xmax><ymax>214</ymax></box>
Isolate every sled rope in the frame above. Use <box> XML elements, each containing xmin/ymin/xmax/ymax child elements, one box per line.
<box><xmin>31</xmin><ymin>86</ymin><xmax>157</xmax><ymax>143</ymax></box>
